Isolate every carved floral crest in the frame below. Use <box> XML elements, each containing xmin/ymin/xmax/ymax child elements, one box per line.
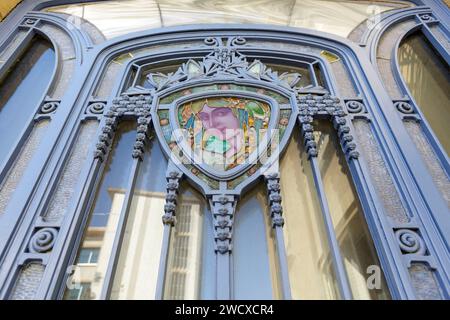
<box><xmin>145</xmin><ymin>37</ymin><xmax>302</xmax><ymax>92</ymax></box>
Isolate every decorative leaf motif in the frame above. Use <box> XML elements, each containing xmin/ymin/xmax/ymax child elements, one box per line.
<box><xmin>248</xmin><ymin>60</ymin><xmax>263</xmax><ymax>77</ymax></box>
<box><xmin>185</xmin><ymin>60</ymin><xmax>202</xmax><ymax>78</ymax></box>
<box><xmin>279</xmin><ymin>72</ymin><xmax>301</xmax><ymax>88</ymax></box>
<box><xmin>145</xmin><ymin>37</ymin><xmax>302</xmax><ymax>91</ymax></box>
<box><xmin>147</xmin><ymin>73</ymin><xmax>168</xmax><ymax>90</ymax></box>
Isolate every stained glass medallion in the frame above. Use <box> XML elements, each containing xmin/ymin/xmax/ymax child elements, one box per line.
<box><xmin>149</xmin><ymin>37</ymin><xmax>300</xmax><ymax>190</ymax></box>
<box><xmin>177</xmin><ymin>96</ymin><xmax>271</xmax><ymax>171</ymax></box>
<box><xmin>156</xmin><ymin>90</ymin><xmax>294</xmax><ymax>190</ymax></box>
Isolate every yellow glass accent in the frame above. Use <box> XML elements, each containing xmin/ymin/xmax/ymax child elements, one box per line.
<box><xmin>113</xmin><ymin>52</ymin><xmax>134</xmax><ymax>65</ymax></box>
<box><xmin>0</xmin><ymin>0</ymin><xmax>21</xmax><ymax>21</ymax></box>
<box><xmin>280</xmin><ymin>126</ymin><xmax>340</xmax><ymax>299</ymax></box>
<box><xmin>320</xmin><ymin>50</ymin><xmax>340</xmax><ymax>63</ymax></box>
<box><xmin>315</xmin><ymin>121</ymin><xmax>391</xmax><ymax>300</ymax></box>
<box><xmin>398</xmin><ymin>32</ymin><xmax>450</xmax><ymax>156</ymax></box>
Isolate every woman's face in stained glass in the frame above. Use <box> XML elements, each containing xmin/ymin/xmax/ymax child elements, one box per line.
<box><xmin>178</xmin><ymin>97</ymin><xmax>270</xmax><ymax>170</ymax></box>
<box><xmin>197</xmin><ymin>103</ymin><xmax>240</xmax><ymax>138</ymax></box>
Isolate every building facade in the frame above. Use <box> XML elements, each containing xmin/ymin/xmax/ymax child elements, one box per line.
<box><xmin>0</xmin><ymin>0</ymin><xmax>449</xmax><ymax>300</ymax></box>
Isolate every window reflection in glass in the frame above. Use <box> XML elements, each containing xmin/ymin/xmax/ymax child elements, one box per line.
<box><xmin>163</xmin><ymin>182</ymin><xmax>212</xmax><ymax>300</ymax></box>
<box><xmin>45</xmin><ymin>0</ymin><xmax>409</xmax><ymax>39</ymax></box>
<box><xmin>78</xmin><ymin>248</ymin><xmax>100</xmax><ymax>264</ymax></box>
<box><xmin>233</xmin><ymin>183</ymin><xmax>279</xmax><ymax>300</ymax></box>
<box><xmin>314</xmin><ymin>120</ymin><xmax>390</xmax><ymax>300</ymax></box>
<box><xmin>398</xmin><ymin>32</ymin><xmax>450</xmax><ymax>156</ymax></box>
<box><xmin>280</xmin><ymin>126</ymin><xmax>340</xmax><ymax>300</ymax></box>
<box><xmin>0</xmin><ymin>36</ymin><xmax>54</xmax><ymax>167</ymax></box>
<box><xmin>110</xmin><ymin>136</ymin><xmax>167</xmax><ymax>299</ymax></box>
<box><xmin>64</xmin><ymin>121</ymin><xmax>136</xmax><ymax>300</ymax></box>
<box><xmin>63</xmin><ymin>283</ymin><xmax>92</xmax><ymax>300</ymax></box>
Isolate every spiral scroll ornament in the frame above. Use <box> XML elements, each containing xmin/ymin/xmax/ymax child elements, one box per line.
<box><xmin>40</xmin><ymin>101</ymin><xmax>59</xmax><ymax>114</ymax></box>
<box><xmin>419</xmin><ymin>14</ymin><xmax>435</xmax><ymax>23</ymax></box>
<box><xmin>395</xmin><ymin>229</ymin><xmax>426</xmax><ymax>255</ymax></box>
<box><xmin>394</xmin><ymin>101</ymin><xmax>414</xmax><ymax>114</ymax></box>
<box><xmin>345</xmin><ymin>100</ymin><xmax>364</xmax><ymax>114</ymax></box>
<box><xmin>88</xmin><ymin>102</ymin><xmax>106</xmax><ymax>114</ymax></box>
<box><xmin>28</xmin><ymin>228</ymin><xmax>58</xmax><ymax>253</ymax></box>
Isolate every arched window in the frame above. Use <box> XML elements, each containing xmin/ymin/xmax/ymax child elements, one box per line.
<box><xmin>0</xmin><ymin>35</ymin><xmax>55</xmax><ymax>215</ymax></box>
<box><xmin>1</xmin><ymin>0</ymin><xmax>449</xmax><ymax>302</ymax></box>
<box><xmin>233</xmin><ymin>183</ymin><xmax>280</xmax><ymax>300</ymax></box>
<box><xmin>398</xmin><ymin>31</ymin><xmax>450</xmax><ymax>155</ymax></box>
<box><xmin>64</xmin><ymin>121</ymin><xmax>137</xmax><ymax>300</ymax></box>
<box><xmin>45</xmin><ymin>0</ymin><xmax>412</xmax><ymax>39</ymax></box>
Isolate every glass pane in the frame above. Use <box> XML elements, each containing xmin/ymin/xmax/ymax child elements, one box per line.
<box><xmin>110</xmin><ymin>137</ymin><xmax>167</xmax><ymax>299</ymax></box>
<box><xmin>315</xmin><ymin>120</ymin><xmax>390</xmax><ymax>300</ymax></box>
<box><xmin>280</xmin><ymin>126</ymin><xmax>340</xmax><ymax>300</ymax></box>
<box><xmin>233</xmin><ymin>183</ymin><xmax>278</xmax><ymax>299</ymax></box>
<box><xmin>0</xmin><ymin>36</ymin><xmax>55</xmax><ymax>167</ymax></box>
<box><xmin>0</xmin><ymin>120</ymin><xmax>49</xmax><ymax>215</ymax></box>
<box><xmin>398</xmin><ymin>32</ymin><xmax>450</xmax><ymax>156</ymax></box>
<box><xmin>177</xmin><ymin>96</ymin><xmax>271</xmax><ymax>171</ymax></box>
<box><xmin>0</xmin><ymin>1</ymin><xmax>21</xmax><ymax>21</ymax></box>
<box><xmin>78</xmin><ymin>248</ymin><xmax>100</xmax><ymax>264</ymax></box>
<box><xmin>78</xmin><ymin>249</ymin><xmax>91</xmax><ymax>264</ymax></box>
<box><xmin>140</xmin><ymin>62</ymin><xmax>184</xmax><ymax>87</ymax></box>
<box><xmin>63</xmin><ymin>283</ymin><xmax>92</xmax><ymax>300</ymax></box>
<box><xmin>266</xmin><ymin>63</ymin><xmax>312</xmax><ymax>88</ymax></box>
<box><xmin>139</xmin><ymin>61</ymin><xmax>313</xmax><ymax>88</ymax></box>
<box><xmin>200</xmin><ymin>203</ymin><xmax>215</xmax><ymax>300</ymax></box>
<box><xmin>45</xmin><ymin>0</ymin><xmax>410</xmax><ymax>39</ymax></box>
<box><xmin>163</xmin><ymin>182</ymin><xmax>210</xmax><ymax>300</ymax></box>
<box><xmin>64</xmin><ymin>121</ymin><xmax>136</xmax><ymax>300</ymax></box>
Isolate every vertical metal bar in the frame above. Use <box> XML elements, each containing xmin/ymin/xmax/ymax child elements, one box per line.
<box><xmin>216</xmin><ymin>253</ymin><xmax>231</xmax><ymax>300</ymax></box>
<box><xmin>155</xmin><ymin>224</ymin><xmax>173</xmax><ymax>299</ymax></box>
<box><xmin>273</xmin><ymin>227</ymin><xmax>292</xmax><ymax>299</ymax></box>
<box><xmin>99</xmin><ymin>159</ymin><xmax>140</xmax><ymax>299</ymax></box>
<box><xmin>264</xmin><ymin>173</ymin><xmax>292</xmax><ymax>299</ymax></box>
<box><xmin>309</xmin><ymin>157</ymin><xmax>353</xmax><ymax>300</ymax></box>
<box><xmin>155</xmin><ymin>166</ymin><xmax>182</xmax><ymax>300</ymax></box>
<box><xmin>309</xmin><ymin>62</ymin><xmax>319</xmax><ymax>87</ymax></box>
<box><xmin>211</xmin><ymin>195</ymin><xmax>235</xmax><ymax>300</ymax></box>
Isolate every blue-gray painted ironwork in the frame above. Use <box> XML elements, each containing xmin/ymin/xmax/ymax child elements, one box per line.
<box><xmin>0</xmin><ymin>0</ymin><xmax>447</xmax><ymax>300</ymax></box>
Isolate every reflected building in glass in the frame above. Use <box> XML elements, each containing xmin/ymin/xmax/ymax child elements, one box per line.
<box><xmin>0</xmin><ymin>0</ymin><xmax>449</xmax><ymax>301</ymax></box>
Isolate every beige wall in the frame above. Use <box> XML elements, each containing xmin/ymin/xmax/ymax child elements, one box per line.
<box><xmin>0</xmin><ymin>0</ymin><xmax>22</xmax><ymax>21</ymax></box>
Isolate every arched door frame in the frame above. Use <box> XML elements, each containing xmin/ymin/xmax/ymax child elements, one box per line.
<box><xmin>0</xmin><ymin>0</ymin><xmax>448</xmax><ymax>300</ymax></box>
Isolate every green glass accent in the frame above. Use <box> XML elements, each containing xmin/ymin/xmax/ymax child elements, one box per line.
<box><xmin>204</xmin><ymin>135</ymin><xmax>231</xmax><ymax>153</ymax></box>
<box><xmin>191</xmin><ymin>85</ymin><xmax>218</xmax><ymax>93</ymax></box>
<box><xmin>248</xmin><ymin>61</ymin><xmax>263</xmax><ymax>76</ymax></box>
<box><xmin>186</xmin><ymin>60</ymin><xmax>202</xmax><ymax>77</ymax></box>
<box><xmin>160</xmin><ymin>91</ymin><xmax>184</xmax><ymax>104</ymax></box>
<box><xmin>227</xmin><ymin>175</ymin><xmax>246</xmax><ymax>189</ymax></box>
<box><xmin>246</xmin><ymin>101</ymin><xmax>265</xmax><ymax>117</ymax></box>
<box><xmin>265</xmin><ymin>90</ymin><xmax>289</xmax><ymax>104</ymax></box>
<box><xmin>159</xmin><ymin>84</ymin><xmax>289</xmax><ymax>105</ymax></box>
<box><xmin>157</xmin><ymin>110</ymin><xmax>169</xmax><ymax>119</ymax></box>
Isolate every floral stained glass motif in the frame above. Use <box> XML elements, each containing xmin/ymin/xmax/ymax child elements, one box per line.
<box><xmin>159</xmin><ymin>84</ymin><xmax>290</xmax><ymax>105</ymax></box>
<box><xmin>177</xmin><ymin>97</ymin><xmax>271</xmax><ymax>171</ymax></box>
